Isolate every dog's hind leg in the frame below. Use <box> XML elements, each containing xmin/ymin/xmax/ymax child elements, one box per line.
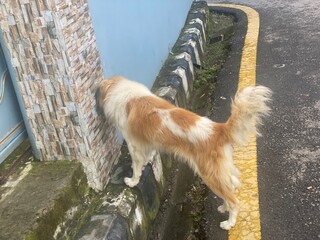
<box><xmin>124</xmin><ymin>143</ymin><xmax>154</xmax><ymax>187</ymax></box>
<box><xmin>220</xmin><ymin>201</ymin><xmax>239</xmax><ymax>230</ymax></box>
<box><xmin>201</xmin><ymin>174</ymin><xmax>239</xmax><ymax>230</ymax></box>
<box><xmin>217</xmin><ymin>174</ymin><xmax>240</xmax><ymax>214</ymax></box>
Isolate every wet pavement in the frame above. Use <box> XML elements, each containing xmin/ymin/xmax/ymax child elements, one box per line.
<box><xmin>205</xmin><ymin>1</ymin><xmax>320</xmax><ymax>239</ymax></box>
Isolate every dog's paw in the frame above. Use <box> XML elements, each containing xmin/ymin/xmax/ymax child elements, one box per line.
<box><xmin>218</xmin><ymin>205</ymin><xmax>227</xmax><ymax>213</ymax></box>
<box><xmin>124</xmin><ymin>177</ymin><xmax>139</xmax><ymax>187</ymax></box>
<box><xmin>220</xmin><ymin>220</ymin><xmax>235</xmax><ymax>230</ymax></box>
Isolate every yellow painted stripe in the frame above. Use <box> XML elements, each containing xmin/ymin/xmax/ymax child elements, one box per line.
<box><xmin>208</xmin><ymin>4</ymin><xmax>261</xmax><ymax>239</ymax></box>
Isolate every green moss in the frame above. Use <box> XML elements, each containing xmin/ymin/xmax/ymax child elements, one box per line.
<box><xmin>185</xmin><ymin>179</ymin><xmax>207</xmax><ymax>240</ymax></box>
<box><xmin>159</xmin><ymin>153</ymin><xmax>172</xmax><ymax>177</ymax></box>
<box><xmin>130</xmin><ymin>201</ymin><xmax>150</xmax><ymax>240</ymax></box>
<box><xmin>191</xmin><ymin>13</ymin><xmax>234</xmax><ymax>116</ymax></box>
<box><xmin>205</xmin><ymin>8</ymin><xmax>214</xmax><ymax>38</ymax></box>
<box><xmin>24</xmin><ymin>163</ymin><xmax>101</xmax><ymax>240</ymax></box>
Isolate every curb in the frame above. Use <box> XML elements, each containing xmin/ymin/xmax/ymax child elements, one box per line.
<box><xmin>75</xmin><ymin>2</ymin><xmax>211</xmax><ymax>239</ymax></box>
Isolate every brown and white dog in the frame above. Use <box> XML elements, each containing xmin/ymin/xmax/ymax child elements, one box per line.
<box><xmin>96</xmin><ymin>76</ymin><xmax>272</xmax><ymax>230</ymax></box>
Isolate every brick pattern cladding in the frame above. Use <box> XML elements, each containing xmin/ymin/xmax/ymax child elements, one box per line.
<box><xmin>0</xmin><ymin>0</ymin><xmax>121</xmax><ymax>190</ymax></box>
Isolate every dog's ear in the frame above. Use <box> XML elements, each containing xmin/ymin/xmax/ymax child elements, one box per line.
<box><xmin>95</xmin><ymin>86</ymin><xmax>104</xmax><ymax>115</ymax></box>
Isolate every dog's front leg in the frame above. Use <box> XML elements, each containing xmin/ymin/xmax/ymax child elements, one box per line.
<box><xmin>124</xmin><ymin>143</ymin><xmax>150</xmax><ymax>187</ymax></box>
<box><xmin>124</xmin><ymin>162</ymin><xmax>143</xmax><ymax>187</ymax></box>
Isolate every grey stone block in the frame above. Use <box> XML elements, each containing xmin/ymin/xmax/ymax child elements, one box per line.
<box><xmin>153</xmin><ymin>53</ymin><xmax>194</xmax><ymax>105</ymax></box>
<box><xmin>154</xmin><ymin>73</ymin><xmax>187</xmax><ymax>107</ymax></box>
<box><xmin>172</xmin><ymin>39</ymin><xmax>201</xmax><ymax>66</ymax></box>
<box><xmin>75</xmin><ymin>213</ymin><xmax>130</xmax><ymax>240</ymax></box>
<box><xmin>187</xmin><ymin>19</ymin><xmax>207</xmax><ymax>43</ymax></box>
<box><xmin>189</xmin><ymin>1</ymin><xmax>208</xmax><ymax>24</ymax></box>
<box><xmin>179</xmin><ymin>30</ymin><xmax>204</xmax><ymax>57</ymax></box>
<box><xmin>154</xmin><ymin>86</ymin><xmax>178</xmax><ymax>104</ymax></box>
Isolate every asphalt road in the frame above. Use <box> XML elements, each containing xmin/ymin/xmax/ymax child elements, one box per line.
<box><xmin>205</xmin><ymin>0</ymin><xmax>320</xmax><ymax>239</ymax></box>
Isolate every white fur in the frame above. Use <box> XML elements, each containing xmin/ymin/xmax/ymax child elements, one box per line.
<box><xmin>102</xmin><ymin>78</ymin><xmax>152</xmax><ymax>131</ymax></box>
<box><xmin>188</xmin><ymin>117</ymin><xmax>213</xmax><ymax>143</ymax></box>
<box><xmin>156</xmin><ymin>109</ymin><xmax>212</xmax><ymax>144</ymax></box>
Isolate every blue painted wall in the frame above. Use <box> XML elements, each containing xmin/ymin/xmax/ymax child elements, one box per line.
<box><xmin>0</xmin><ymin>42</ymin><xmax>28</xmax><ymax>163</ymax></box>
<box><xmin>88</xmin><ymin>0</ymin><xmax>193</xmax><ymax>88</ymax></box>
<box><xmin>0</xmin><ymin>33</ymin><xmax>41</xmax><ymax>162</ymax></box>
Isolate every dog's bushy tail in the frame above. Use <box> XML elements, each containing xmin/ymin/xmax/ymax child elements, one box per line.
<box><xmin>226</xmin><ymin>86</ymin><xmax>272</xmax><ymax>146</ymax></box>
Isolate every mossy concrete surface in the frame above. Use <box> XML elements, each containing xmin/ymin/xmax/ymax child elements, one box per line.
<box><xmin>0</xmin><ymin>161</ymin><xmax>95</xmax><ymax>240</ymax></box>
<box><xmin>75</xmin><ymin>144</ymin><xmax>168</xmax><ymax>240</ymax></box>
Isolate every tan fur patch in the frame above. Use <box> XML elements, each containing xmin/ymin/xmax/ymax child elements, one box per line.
<box><xmin>126</xmin><ymin>96</ymin><xmax>174</xmax><ymax>116</ymax></box>
<box><xmin>169</xmin><ymin>108</ymin><xmax>199</xmax><ymax>131</ymax></box>
<box><xmin>126</xmin><ymin>96</ymin><xmax>174</xmax><ymax>143</ymax></box>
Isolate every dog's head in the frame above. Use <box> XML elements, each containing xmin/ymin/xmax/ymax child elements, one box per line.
<box><xmin>95</xmin><ymin>76</ymin><xmax>124</xmax><ymax>116</ymax></box>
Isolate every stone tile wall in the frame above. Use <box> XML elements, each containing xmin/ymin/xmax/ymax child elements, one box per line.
<box><xmin>0</xmin><ymin>0</ymin><xmax>120</xmax><ymax>190</ymax></box>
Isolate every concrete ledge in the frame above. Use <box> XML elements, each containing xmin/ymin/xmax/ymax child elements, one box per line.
<box><xmin>75</xmin><ymin>1</ymin><xmax>211</xmax><ymax>239</ymax></box>
<box><xmin>0</xmin><ymin>161</ymin><xmax>91</xmax><ymax>239</ymax></box>
<box><xmin>76</xmin><ymin>145</ymin><xmax>166</xmax><ymax>240</ymax></box>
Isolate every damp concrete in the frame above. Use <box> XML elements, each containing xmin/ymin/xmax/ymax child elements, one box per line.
<box><xmin>0</xmin><ymin>161</ymin><xmax>91</xmax><ymax>239</ymax></box>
